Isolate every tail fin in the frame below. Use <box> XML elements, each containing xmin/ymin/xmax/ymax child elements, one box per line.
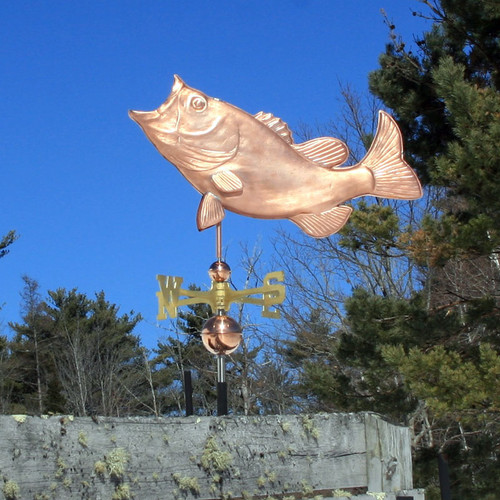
<box><xmin>362</xmin><ymin>111</ymin><xmax>422</xmax><ymax>200</ymax></box>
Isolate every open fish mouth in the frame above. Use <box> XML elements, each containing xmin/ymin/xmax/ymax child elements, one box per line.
<box><xmin>129</xmin><ymin>75</ymin><xmax>185</xmax><ymax>133</ymax></box>
<box><xmin>129</xmin><ymin>107</ymin><xmax>179</xmax><ymax>136</ymax></box>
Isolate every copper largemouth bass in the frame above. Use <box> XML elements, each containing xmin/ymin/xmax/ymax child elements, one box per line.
<box><xmin>130</xmin><ymin>76</ymin><xmax>421</xmax><ymax>238</ymax></box>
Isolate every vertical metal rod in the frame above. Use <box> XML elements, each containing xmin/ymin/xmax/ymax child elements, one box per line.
<box><xmin>215</xmin><ymin>223</ymin><xmax>227</xmax><ymax>416</ymax></box>
<box><xmin>217</xmin><ymin>355</ymin><xmax>226</xmax><ymax>383</ymax></box>
<box><xmin>216</xmin><ymin>222</ymin><xmax>222</xmax><ymax>261</ymax></box>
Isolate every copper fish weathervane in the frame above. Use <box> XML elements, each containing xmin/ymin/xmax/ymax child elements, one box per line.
<box><xmin>129</xmin><ymin>75</ymin><xmax>422</xmax><ymax>238</ymax></box>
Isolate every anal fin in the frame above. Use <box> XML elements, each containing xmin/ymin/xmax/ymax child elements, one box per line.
<box><xmin>197</xmin><ymin>192</ymin><xmax>225</xmax><ymax>231</ymax></box>
<box><xmin>290</xmin><ymin>205</ymin><xmax>352</xmax><ymax>238</ymax></box>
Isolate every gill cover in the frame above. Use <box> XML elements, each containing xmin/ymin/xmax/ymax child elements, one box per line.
<box><xmin>168</xmin><ymin>76</ymin><xmax>239</xmax><ymax>171</ymax></box>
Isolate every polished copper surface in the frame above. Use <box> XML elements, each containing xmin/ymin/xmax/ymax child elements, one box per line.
<box><xmin>201</xmin><ymin>314</ymin><xmax>242</xmax><ymax>355</ymax></box>
<box><xmin>130</xmin><ymin>76</ymin><xmax>422</xmax><ymax>238</ymax></box>
<box><xmin>208</xmin><ymin>260</ymin><xmax>231</xmax><ymax>282</ymax></box>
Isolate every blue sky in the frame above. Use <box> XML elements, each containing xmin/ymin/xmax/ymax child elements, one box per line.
<box><xmin>1</xmin><ymin>1</ymin><xmax>430</xmax><ymax>349</ymax></box>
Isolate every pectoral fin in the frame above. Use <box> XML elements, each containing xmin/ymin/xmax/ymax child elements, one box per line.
<box><xmin>197</xmin><ymin>192</ymin><xmax>225</xmax><ymax>231</ymax></box>
<box><xmin>212</xmin><ymin>169</ymin><xmax>243</xmax><ymax>194</ymax></box>
<box><xmin>290</xmin><ymin>205</ymin><xmax>352</xmax><ymax>238</ymax></box>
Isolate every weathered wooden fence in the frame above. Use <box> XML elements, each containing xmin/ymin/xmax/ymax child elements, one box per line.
<box><xmin>0</xmin><ymin>412</ymin><xmax>424</xmax><ymax>499</ymax></box>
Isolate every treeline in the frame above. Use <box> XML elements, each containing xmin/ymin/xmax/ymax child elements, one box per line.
<box><xmin>0</xmin><ymin>276</ymin><xmax>292</xmax><ymax>418</ymax></box>
<box><xmin>2</xmin><ymin>1</ymin><xmax>500</xmax><ymax>498</ymax></box>
<box><xmin>1</xmin><ymin>278</ymin><xmax>147</xmax><ymax>417</ymax></box>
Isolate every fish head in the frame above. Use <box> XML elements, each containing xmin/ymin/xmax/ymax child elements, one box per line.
<box><xmin>129</xmin><ymin>75</ymin><xmax>239</xmax><ymax>172</ymax></box>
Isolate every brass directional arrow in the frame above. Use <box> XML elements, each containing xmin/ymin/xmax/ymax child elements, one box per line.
<box><xmin>156</xmin><ymin>270</ymin><xmax>285</xmax><ymax>320</ymax></box>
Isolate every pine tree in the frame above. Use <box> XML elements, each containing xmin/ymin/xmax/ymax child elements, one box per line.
<box><xmin>45</xmin><ymin>288</ymin><xmax>144</xmax><ymax>416</ymax></box>
<box><xmin>368</xmin><ymin>1</ymin><xmax>500</xmax><ymax>497</ymax></box>
<box><xmin>0</xmin><ymin>335</ymin><xmax>19</xmax><ymax>413</ymax></box>
<box><xmin>10</xmin><ymin>283</ymin><xmax>145</xmax><ymax>416</ymax></box>
<box><xmin>370</xmin><ymin>0</ymin><xmax>500</xmax><ymax>253</ymax></box>
<box><xmin>9</xmin><ymin>276</ymin><xmax>60</xmax><ymax>414</ymax></box>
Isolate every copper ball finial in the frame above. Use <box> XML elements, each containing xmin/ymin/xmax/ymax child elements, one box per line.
<box><xmin>201</xmin><ymin>314</ymin><xmax>242</xmax><ymax>355</ymax></box>
<box><xmin>208</xmin><ymin>261</ymin><xmax>231</xmax><ymax>282</ymax></box>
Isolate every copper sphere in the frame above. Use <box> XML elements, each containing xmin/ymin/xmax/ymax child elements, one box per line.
<box><xmin>201</xmin><ymin>314</ymin><xmax>242</xmax><ymax>355</ymax></box>
<box><xmin>208</xmin><ymin>261</ymin><xmax>231</xmax><ymax>282</ymax></box>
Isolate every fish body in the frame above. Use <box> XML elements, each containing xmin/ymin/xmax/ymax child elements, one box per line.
<box><xmin>129</xmin><ymin>76</ymin><xmax>422</xmax><ymax>238</ymax></box>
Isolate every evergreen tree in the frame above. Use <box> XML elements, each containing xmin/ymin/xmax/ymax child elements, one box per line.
<box><xmin>45</xmin><ymin>288</ymin><xmax>144</xmax><ymax>416</ymax></box>
<box><xmin>9</xmin><ymin>276</ymin><xmax>60</xmax><ymax>414</ymax></box>
<box><xmin>367</xmin><ymin>1</ymin><xmax>500</xmax><ymax>497</ymax></box>
<box><xmin>0</xmin><ymin>335</ymin><xmax>19</xmax><ymax>413</ymax></box>
<box><xmin>9</xmin><ymin>283</ymin><xmax>145</xmax><ymax>416</ymax></box>
<box><xmin>370</xmin><ymin>0</ymin><xmax>500</xmax><ymax>254</ymax></box>
<box><xmin>280</xmin><ymin>308</ymin><xmax>336</xmax><ymax>412</ymax></box>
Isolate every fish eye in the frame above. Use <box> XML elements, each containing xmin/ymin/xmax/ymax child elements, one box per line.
<box><xmin>190</xmin><ymin>96</ymin><xmax>207</xmax><ymax>112</ymax></box>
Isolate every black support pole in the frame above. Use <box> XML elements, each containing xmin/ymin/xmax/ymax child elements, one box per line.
<box><xmin>217</xmin><ymin>382</ymin><xmax>228</xmax><ymax>416</ymax></box>
<box><xmin>183</xmin><ymin>370</ymin><xmax>193</xmax><ymax>417</ymax></box>
<box><xmin>438</xmin><ymin>453</ymin><xmax>452</xmax><ymax>500</ymax></box>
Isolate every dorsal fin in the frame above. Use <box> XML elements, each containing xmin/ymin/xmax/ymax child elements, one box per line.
<box><xmin>254</xmin><ymin>111</ymin><xmax>293</xmax><ymax>144</ymax></box>
<box><xmin>292</xmin><ymin>137</ymin><xmax>349</xmax><ymax>168</ymax></box>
